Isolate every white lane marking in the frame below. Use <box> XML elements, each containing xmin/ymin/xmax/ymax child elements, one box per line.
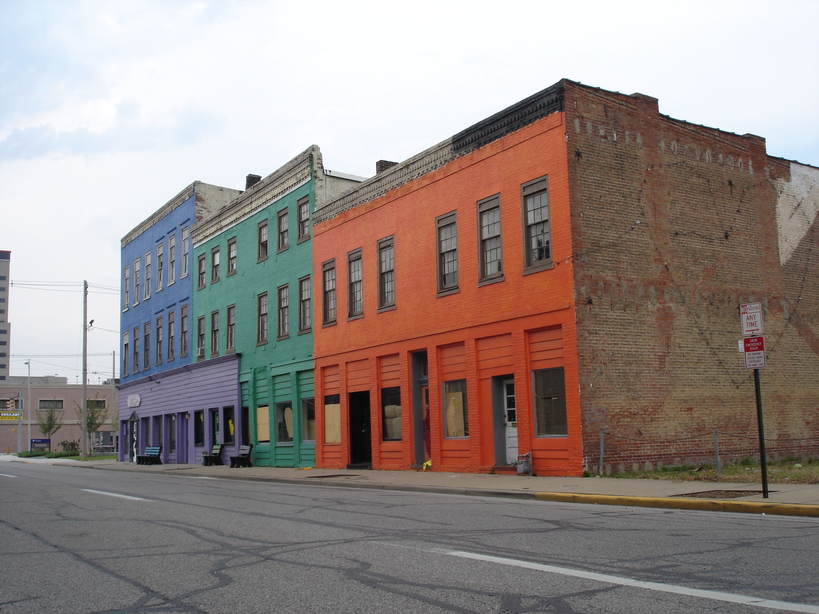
<box><xmin>442</xmin><ymin>550</ymin><xmax>819</xmax><ymax>613</ymax></box>
<box><xmin>0</xmin><ymin>473</ymin><xmax>18</xmax><ymax>478</ymax></box>
<box><xmin>82</xmin><ymin>489</ymin><xmax>151</xmax><ymax>501</ymax></box>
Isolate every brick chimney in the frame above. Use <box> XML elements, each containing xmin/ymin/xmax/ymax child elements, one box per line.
<box><xmin>245</xmin><ymin>174</ymin><xmax>262</xmax><ymax>189</ymax></box>
<box><xmin>376</xmin><ymin>160</ymin><xmax>398</xmax><ymax>174</ymax></box>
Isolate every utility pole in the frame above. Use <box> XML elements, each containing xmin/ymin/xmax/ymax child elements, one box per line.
<box><xmin>25</xmin><ymin>360</ymin><xmax>31</xmax><ymax>451</ymax></box>
<box><xmin>81</xmin><ymin>280</ymin><xmax>88</xmax><ymax>461</ymax></box>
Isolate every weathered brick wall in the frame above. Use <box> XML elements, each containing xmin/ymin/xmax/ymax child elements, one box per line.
<box><xmin>564</xmin><ymin>83</ymin><xmax>819</xmax><ymax>472</ymax></box>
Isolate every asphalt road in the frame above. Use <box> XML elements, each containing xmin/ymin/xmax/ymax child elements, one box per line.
<box><xmin>1</xmin><ymin>463</ymin><xmax>818</xmax><ymax>614</ymax></box>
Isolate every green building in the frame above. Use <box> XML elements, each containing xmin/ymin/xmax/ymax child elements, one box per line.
<box><xmin>191</xmin><ymin>146</ymin><xmax>362</xmax><ymax>466</ymax></box>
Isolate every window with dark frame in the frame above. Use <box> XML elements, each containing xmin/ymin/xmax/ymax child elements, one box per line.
<box><xmin>378</xmin><ymin>237</ymin><xmax>395</xmax><ymax>309</ymax></box>
<box><xmin>180</xmin><ymin>305</ymin><xmax>189</xmax><ymax>357</ymax></box>
<box><xmin>167</xmin><ymin>310</ymin><xmax>175</xmax><ymax>361</ymax></box>
<box><xmin>533</xmin><ymin>366</ymin><xmax>567</xmax><ymax>436</ymax></box>
<box><xmin>297</xmin><ymin>196</ymin><xmax>310</xmax><ymax>241</ymax></box>
<box><xmin>143</xmin><ymin>323</ymin><xmax>150</xmax><ymax>370</ymax></box>
<box><xmin>348</xmin><ymin>249</ymin><xmax>363</xmax><ymax>317</ymax></box>
<box><xmin>478</xmin><ymin>195</ymin><xmax>503</xmax><ymax>282</ymax></box>
<box><xmin>322</xmin><ymin>260</ymin><xmax>336</xmax><ymax>325</ymax></box>
<box><xmin>155</xmin><ymin>317</ymin><xmax>163</xmax><ymax>365</ymax></box>
<box><xmin>227</xmin><ymin>238</ymin><xmax>237</xmax><ymax>276</ymax></box>
<box><xmin>197</xmin><ymin>254</ymin><xmax>206</xmax><ymax>289</ymax></box>
<box><xmin>224</xmin><ymin>406</ymin><xmax>235</xmax><ymax>445</ymax></box>
<box><xmin>522</xmin><ymin>175</ymin><xmax>551</xmax><ymax>270</ymax></box>
<box><xmin>277</xmin><ymin>284</ymin><xmax>289</xmax><ymax>338</ymax></box>
<box><xmin>277</xmin><ymin>208</ymin><xmax>289</xmax><ymax>252</ymax></box>
<box><xmin>226</xmin><ymin>304</ymin><xmax>235</xmax><ymax>352</ymax></box>
<box><xmin>436</xmin><ymin>212</ymin><xmax>458</xmax><ymax>293</ymax></box>
<box><xmin>196</xmin><ymin>316</ymin><xmax>205</xmax><ymax>358</ymax></box>
<box><xmin>258</xmin><ymin>221</ymin><xmax>269</xmax><ymax>261</ymax></box>
<box><xmin>210</xmin><ymin>310</ymin><xmax>219</xmax><ymax>356</ymax></box>
<box><xmin>122</xmin><ymin>332</ymin><xmax>129</xmax><ymax>376</ymax></box>
<box><xmin>257</xmin><ymin>292</ymin><xmax>268</xmax><ymax>344</ymax></box>
<box><xmin>194</xmin><ymin>409</ymin><xmax>205</xmax><ymax>446</ymax></box>
<box><xmin>133</xmin><ymin>326</ymin><xmax>139</xmax><ymax>369</ymax></box>
<box><xmin>298</xmin><ymin>276</ymin><xmax>311</xmax><ymax>332</ymax></box>
<box><xmin>211</xmin><ymin>246</ymin><xmax>220</xmax><ymax>283</ymax></box>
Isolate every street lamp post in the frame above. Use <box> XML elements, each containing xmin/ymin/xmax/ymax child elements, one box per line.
<box><xmin>25</xmin><ymin>360</ymin><xmax>31</xmax><ymax>452</ymax></box>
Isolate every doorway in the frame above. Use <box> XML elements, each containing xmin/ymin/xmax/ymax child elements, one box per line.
<box><xmin>411</xmin><ymin>351</ymin><xmax>429</xmax><ymax>466</ymax></box>
<box><xmin>492</xmin><ymin>376</ymin><xmax>517</xmax><ymax>466</ymax></box>
<box><xmin>127</xmin><ymin>412</ymin><xmax>139</xmax><ymax>463</ymax></box>
<box><xmin>348</xmin><ymin>391</ymin><xmax>371</xmax><ymax>468</ymax></box>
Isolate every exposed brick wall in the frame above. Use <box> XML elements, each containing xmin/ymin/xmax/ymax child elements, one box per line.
<box><xmin>565</xmin><ymin>83</ymin><xmax>819</xmax><ymax>472</ymax></box>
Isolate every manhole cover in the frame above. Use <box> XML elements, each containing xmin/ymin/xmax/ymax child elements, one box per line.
<box><xmin>672</xmin><ymin>490</ymin><xmax>762</xmax><ymax>499</ymax></box>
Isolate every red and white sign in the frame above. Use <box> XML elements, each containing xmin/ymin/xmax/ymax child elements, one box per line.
<box><xmin>740</xmin><ymin>302</ymin><xmax>763</xmax><ymax>336</ymax></box>
<box><xmin>743</xmin><ymin>335</ymin><xmax>766</xmax><ymax>369</ymax></box>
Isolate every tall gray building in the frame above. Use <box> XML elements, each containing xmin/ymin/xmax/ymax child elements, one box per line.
<box><xmin>0</xmin><ymin>251</ymin><xmax>9</xmax><ymax>381</ymax></box>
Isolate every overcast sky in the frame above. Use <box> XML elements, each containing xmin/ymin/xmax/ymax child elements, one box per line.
<box><xmin>1</xmin><ymin>0</ymin><xmax>817</xmax><ymax>381</ymax></box>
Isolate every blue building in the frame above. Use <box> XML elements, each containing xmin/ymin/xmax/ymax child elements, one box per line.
<box><xmin>118</xmin><ymin>181</ymin><xmax>241</xmax><ymax>462</ymax></box>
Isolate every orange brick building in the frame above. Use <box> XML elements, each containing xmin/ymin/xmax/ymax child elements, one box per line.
<box><xmin>312</xmin><ymin>80</ymin><xmax>819</xmax><ymax>476</ymax></box>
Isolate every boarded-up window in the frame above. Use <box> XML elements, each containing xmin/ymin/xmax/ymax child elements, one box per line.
<box><xmin>533</xmin><ymin>367</ymin><xmax>567</xmax><ymax>436</ymax></box>
<box><xmin>444</xmin><ymin>379</ymin><xmax>468</xmax><ymax>438</ymax></box>
<box><xmin>256</xmin><ymin>405</ymin><xmax>270</xmax><ymax>443</ymax></box>
<box><xmin>324</xmin><ymin>394</ymin><xmax>341</xmax><ymax>443</ymax></box>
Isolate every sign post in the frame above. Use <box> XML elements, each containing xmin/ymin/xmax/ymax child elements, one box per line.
<box><xmin>740</xmin><ymin>303</ymin><xmax>768</xmax><ymax>498</ymax></box>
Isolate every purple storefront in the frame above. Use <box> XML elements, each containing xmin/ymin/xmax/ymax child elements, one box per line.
<box><xmin>118</xmin><ymin>354</ymin><xmax>242</xmax><ymax>465</ymax></box>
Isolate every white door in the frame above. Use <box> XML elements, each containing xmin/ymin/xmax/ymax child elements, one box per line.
<box><xmin>503</xmin><ymin>379</ymin><xmax>518</xmax><ymax>465</ymax></box>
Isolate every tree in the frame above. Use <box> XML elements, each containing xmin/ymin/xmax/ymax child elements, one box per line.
<box><xmin>36</xmin><ymin>407</ymin><xmax>63</xmax><ymax>439</ymax></box>
<box><xmin>74</xmin><ymin>395</ymin><xmax>110</xmax><ymax>452</ymax></box>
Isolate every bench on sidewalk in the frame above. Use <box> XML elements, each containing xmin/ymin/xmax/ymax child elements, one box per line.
<box><xmin>137</xmin><ymin>446</ymin><xmax>162</xmax><ymax>465</ymax></box>
<box><xmin>202</xmin><ymin>444</ymin><xmax>223</xmax><ymax>466</ymax></box>
<box><xmin>229</xmin><ymin>444</ymin><xmax>253</xmax><ymax>468</ymax></box>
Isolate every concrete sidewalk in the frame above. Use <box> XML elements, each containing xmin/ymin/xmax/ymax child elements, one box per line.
<box><xmin>5</xmin><ymin>454</ymin><xmax>816</xmax><ymax>518</ymax></box>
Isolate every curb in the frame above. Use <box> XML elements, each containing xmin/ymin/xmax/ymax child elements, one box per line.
<box><xmin>534</xmin><ymin>492</ymin><xmax>819</xmax><ymax>517</ymax></box>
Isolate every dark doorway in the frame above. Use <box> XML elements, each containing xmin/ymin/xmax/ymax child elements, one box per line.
<box><xmin>348</xmin><ymin>391</ymin><xmax>372</xmax><ymax>469</ymax></box>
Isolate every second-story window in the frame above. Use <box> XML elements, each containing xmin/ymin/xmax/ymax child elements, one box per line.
<box><xmin>277</xmin><ymin>284</ymin><xmax>290</xmax><ymax>338</ymax></box>
<box><xmin>226</xmin><ymin>305</ymin><xmax>236</xmax><ymax>352</ymax></box>
<box><xmin>143</xmin><ymin>322</ymin><xmax>150</xmax><ymax>370</ymax></box>
<box><xmin>378</xmin><ymin>237</ymin><xmax>395</xmax><ymax>309</ymax></box>
<box><xmin>298</xmin><ymin>276</ymin><xmax>311</xmax><ymax>332</ymax></box>
<box><xmin>522</xmin><ymin>175</ymin><xmax>551</xmax><ymax>271</ymax></box>
<box><xmin>167</xmin><ymin>310</ymin><xmax>175</xmax><ymax>361</ymax></box>
<box><xmin>478</xmin><ymin>195</ymin><xmax>503</xmax><ymax>282</ymax></box>
<box><xmin>348</xmin><ymin>249</ymin><xmax>363</xmax><ymax>318</ymax></box>
<box><xmin>196</xmin><ymin>316</ymin><xmax>205</xmax><ymax>358</ymax></box>
<box><xmin>210</xmin><ymin>310</ymin><xmax>219</xmax><ymax>356</ymax></box>
<box><xmin>155</xmin><ymin>316</ymin><xmax>163</xmax><ymax>365</ymax></box>
<box><xmin>180</xmin><ymin>305</ymin><xmax>189</xmax><ymax>357</ymax></box>
<box><xmin>322</xmin><ymin>260</ymin><xmax>336</xmax><ymax>325</ymax></box>
<box><xmin>257</xmin><ymin>292</ymin><xmax>268</xmax><ymax>344</ymax></box>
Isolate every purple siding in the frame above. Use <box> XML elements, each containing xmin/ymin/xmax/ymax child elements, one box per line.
<box><xmin>118</xmin><ymin>354</ymin><xmax>240</xmax><ymax>464</ymax></box>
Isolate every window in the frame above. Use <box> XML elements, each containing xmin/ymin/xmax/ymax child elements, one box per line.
<box><xmin>298</xmin><ymin>276</ymin><xmax>311</xmax><ymax>332</ymax></box>
<box><xmin>297</xmin><ymin>196</ymin><xmax>310</xmax><ymax>241</ymax></box>
<box><xmin>301</xmin><ymin>398</ymin><xmax>316</xmax><ymax>441</ymax></box>
<box><xmin>155</xmin><ymin>317</ymin><xmax>163</xmax><ymax>365</ymax></box>
<box><xmin>324</xmin><ymin>394</ymin><xmax>341</xmax><ymax>443</ymax></box>
<box><xmin>478</xmin><ymin>195</ymin><xmax>503</xmax><ymax>282</ymax></box>
<box><xmin>257</xmin><ymin>293</ymin><xmax>268</xmax><ymax>344</ymax></box>
<box><xmin>180</xmin><ymin>305</ymin><xmax>189</xmax><ymax>357</ymax></box>
<box><xmin>256</xmin><ymin>405</ymin><xmax>270</xmax><ymax>443</ymax></box>
<box><xmin>378</xmin><ymin>237</ymin><xmax>395</xmax><ymax>309</ymax></box>
<box><xmin>194</xmin><ymin>409</ymin><xmax>205</xmax><ymax>446</ymax></box>
<box><xmin>210</xmin><ymin>408</ymin><xmax>220</xmax><ymax>443</ymax></box>
<box><xmin>39</xmin><ymin>399</ymin><xmax>64</xmax><ymax>410</ymax></box>
<box><xmin>123</xmin><ymin>266</ymin><xmax>130</xmax><ymax>310</ymax></box>
<box><xmin>437</xmin><ymin>212</ymin><xmax>458</xmax><ymax>293</ymax></box>
<box><xmin>133</xmin><ymin>259</ymin><xmax>141</xmax><ymax>305</ymax></box>
<box><xmin>196</xmin><ymin>316</ymin><xmax>205</xmax><ymax>358</ymax></box>
<box><xmin>211</xmin><ymin>247</ymin><xmax>220</xmax><ymax>283</ymax></box>
<box><xmin>227</xmin><ymin>238</ymin><xmax>237</xmax><ymax>276</ymax></box>
<box><xmin>276</xmin><ymin>401</ymin><xmax>293</xmax><ymax>442</ymax></box>
<box><xmin>533</xmin><ymin>367</ymin><xmax>567</xmax><ymax>436</ymax></box>
<box><xmin>168</xmin><ymin>235</ymin><xmax>176</xmax><ymax>285</ymax></box>
<box><xmin>522</xmin><ymin>175</ymin><xmax>551</xmax><ymax>270</ymax></box>
<box><xmin>87</xmin><ymin>399</ymin><xmax>106</xmax><ymax>410</ymax></box>
<box><xmin>122</xmin><ymin>332</ymin><xmax>129</xmax><ymax>376</ymax></box>
<box><xmin>258</xmin><ymin>221</ymin><xmax>268</xmax><ymax>261</ymax></box>
<box><xmin>144</xmin><ymin>252</ymin><xmax>152</xmax><ymax>300</ymax></box>
<box><xmin>226</xmin><ymin>304</ymin><xmax>236</xmax><ymax>352</ymax></box>
<box><xmin>277</xmin><ymin>285</ymin><xmax>289</xmax><ymax>338</ymax></box>
<box><xmin>143</xmin><ymin>323</ymin><xmax>150</xmax><ymax>370</ymax></box>
<box><xmin>224</xmin><ymin>406</ymin><xmax>235</xmax><ymax>445</ymax></box>
<box><xmin>348</xmin><ymin>249</ymin><xmax>363</xmax><ymax>318</ymax></box>
<box><xmin>322</xmin><ymin>260</ymin><xmax>336</xmax><ymax>325</ymax></box>
<box><xmin>443</xmin><ymin>379</ymin><xmax>469</xmax><ymax>438</ymax></box>
<box><xmin>133</xmin><ymin>327</ymin><xmax>139</xmax><ymax>371</ymax></box>
<box><xmin>197</xmin><ymin>254</ymin><xmax>206</xmax><ymax>289</ymax></box>
<box><xmin>167</xmin><ymin>311</ymin><xmax>175</xmax><ymax>361</ymax></box>
<box><xmin>181</xmin><ymin>227</ymin><xmax>190</xmax><ymax>278</ymax></box>
<box><xmin>277</xmin><ymin>208</ymin><xmax>289</xmax><ymax>252</ymax></box>
<box><xmin>381</xmin><ymin>387</ymin><xmax>402</xmax><ymax>441</ymax></box>
<box><xmin>210</xmin><ymin>311</ymin><xmax>219</xmax><ymax>356</ymax></box>
<box><xmin>156</xmin><ymin>243</ymin><xmax>164</xmax><ymax>291</ymax></box>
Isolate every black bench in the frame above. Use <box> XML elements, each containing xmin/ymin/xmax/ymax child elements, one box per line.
<box><xmin>136</xmin><ymin>446</ymin><xmax>162</xmax><ymax>465</ymax></box>
<box><xmin>229</xmin><ymin>444</ymin><xmax>253</xmax><ymax>468</ymax></box>
<box><xmin>202</xmin><ymin>444</ymin><xmax>223</xmax><ymax>466</ymax></box>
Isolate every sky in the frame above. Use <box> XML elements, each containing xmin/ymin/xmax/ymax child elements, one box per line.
<box><xmin>1</xmin><ymin>0</ymin><xmax>818</xmax><ymax>381</ymax></box>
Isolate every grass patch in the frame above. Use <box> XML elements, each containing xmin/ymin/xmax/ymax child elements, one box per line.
<box><xmin>607</xmin><ymin>458</ymin><xmax>819</xmax><ymax>484</ymax></box>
